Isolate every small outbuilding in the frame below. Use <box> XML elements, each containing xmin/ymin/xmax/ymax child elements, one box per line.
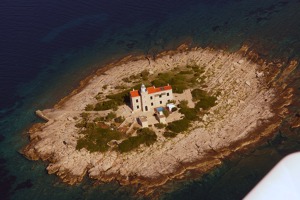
<box><xmin>156</xmin><ymin>113</ymin><xmax>166</xmax><ymax>124</ymax></box>
<box><xmin>138</xmin><ymin>116</ymin><xmax>148</xmax><ymax>128</ymax></box>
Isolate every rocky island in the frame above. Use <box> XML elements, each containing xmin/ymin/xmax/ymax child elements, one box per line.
<box><xmin>22</xmin><ymin>44</ymin><xmax>297</xmax><ymax>196</ymax></box>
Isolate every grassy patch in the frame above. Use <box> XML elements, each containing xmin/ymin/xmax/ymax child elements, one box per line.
<box><xmin>118</xmin><ymin>128</ymin><xmax>157</xmax><ymax>153</ymax></box>
<box><xmin>76</xmin><ymin>124</ymin><xmax>122</xmax><ymax>152</ymax></box>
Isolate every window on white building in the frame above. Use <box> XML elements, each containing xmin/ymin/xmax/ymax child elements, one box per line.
<box><xmin>151</xmin><ymin>102</ymin><xmax>153</xmax><ymax>106</ymax></box>
<box><xmin>160</xmin><ymin>101</ymin><xmax>162</xmax><ymax>104</ymax></box>
<box><xmin>167</xmin><ymin>93</ymin><xmax>169</xmax><ymax>96</ymax></box>
<box><xmin>136</xmin><ymin>99</ymin><xmax>138</xmax><ymax>103</ymax></box>
<box><xmin>159</xmin><ymin>95</ymin><xmax>162</xmax><ymax>98</ymax></box>
<box><xmin>150</xmin><ymin>96</ymin><xmax>153</xmax><ymax>100</ymax></box>
<box><xmin>137</xmin><ymin>105</ymin><xmax>139</xmax><ymax>109</ymax></box>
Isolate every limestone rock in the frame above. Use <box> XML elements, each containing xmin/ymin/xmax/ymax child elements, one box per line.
<box><xmin>256</xmin><ymin>71</ymin><xmax>264</xmax><ymax>78</ymax></box>
<box><xmin>238</xmin><ymin>60</ymin><xmax>244</xmax><ymax>64</ymax></box>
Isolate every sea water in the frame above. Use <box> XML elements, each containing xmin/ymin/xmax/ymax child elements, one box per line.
<box><xmin>1</xmin><ymin>0</ymin><xmax>300</xmax><ymax>199</ymax></box>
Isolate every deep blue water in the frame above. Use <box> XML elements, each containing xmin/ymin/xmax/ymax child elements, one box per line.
<box><xmin>1</xmin><ymin>0</ymin><xmax>300</xmax><ymax>199</ymax></box>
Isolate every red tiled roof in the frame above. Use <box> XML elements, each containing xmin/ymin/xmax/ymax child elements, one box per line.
<box><xmin>130</xmin><ymin>85</ymin><xmax>172</xmax><ymax>97</ymax></box>
<box><xmin>147</xmin><ymin>85</ymin><xmax>172</xmax><ymax>94</ymax></box>
<box><xmin>130</xmin><ymin>90</ymin><xmax>140</xmax><ymax>97</ymax></box>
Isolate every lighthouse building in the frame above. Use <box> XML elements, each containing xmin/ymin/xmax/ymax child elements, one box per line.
<box><xmin>130</xmin><ymin>84</ymin><xmax>173</xmax><ymax>112</ymax></box>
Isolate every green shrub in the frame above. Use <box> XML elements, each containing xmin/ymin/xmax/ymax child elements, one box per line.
<box><xmin>154</xmin><ymin>123</ymin><xmax>166</xmax><ymax>129</ymax></box>
<box><xmin>163</xmin><ymin>109</ymin><xmax>170</xmax><ymax>117</ymax></box>
<box><xmin>191</xmin><ymin>89</ymin><xmax>207</xmax><ymax>101</ymax></box>
<box><xmin>129</xmin><ymin>74</ymin><xmax>140</xmax><ymax>80</ymax></box>
<box><xmin>163</xmin><ymin>131</ymin><xmax>177</xmax><ymax>138</ymax></box>
<box><xmin>192</xmin><ymin>66</ymin><xmax>205</xmax><ymax>74</ymax></box>
<box><xmin>76</xmin><ymin>125</ymin><xmax>122</xmax><ymax>152</ymax></box>
<box><xmin>191</xmin><ymin>89</ymin><xmax>217</xmax><ymax>110</ymax></box>
<box><xmin>106</xmin><ymin>89</ymin><xmax>130</xmax><ymax>105</ymax></box>
<box><xmin>118</xmin><ymin>128</ymin><xmax>157</xmax><ymax>153</ymax></box>
<box><xmin>179</xmin><ymin>107</ymin><xmax>198</xmax><ymax>121</ymax></box>
<box><xmin>152</xmin><ymin>79</ymin><xmax>167</xmax><ymax>87</ymax></box>
<box><xmin>95</xmin><ymin>92</ymin><xmax>103</xmax><ymax>100</ymax></box>
<box><xmin>75</xmin><ymin>120</ymin><xmax>87</xmax><ymax>128</ymax></box>
<box><xmin>166</xmin><ymin>119</ymin><xmax>190</xmax><ymax>133</ymax></box>
<box><xmin>178</xmin><ymin>100</ymin><xmax>188</xmax><ymax>109</ymax></box>
<box><xmin>151</xmin><ymin>72</ymin><xmax>188</xmax><ymax>93</ymax></box>
<box><xmin>80</xmin><ymin>112</ymin><xmax>89</xmax><ymax>120</ymax></box>
<box><xmin>168</xmin><ymin>99</ymin><xmax>176</xmax><ymax>104</ymax></box>
<box><xmin>93</xmin><ymin>117</ymin><xmax>105</xmax><ymax>122</ymax></box>
<box><xmin>115</xmin><ymin>85</ymin><xmax>127</xmax><ymax>90</ymax></box>
<box><xmin>85</xmin><ymin>104</ymin><xmax>94</xmax><ymax>111</ymax></box>
<box><xmin>94</xmin><ymin>100</ymin><xmax>118</xmax><ymax>111</ymax></box>
<box><xmin>172</xmin><ymin>84</ymin><xmax>186</xmax><ymax>93</ymax></box>
<box><xmin>195</xmin><ymin>96</ymin><xmax>217</xmax><ymax>110</ymax></box>
<box><xmin>114</xmin><ymin>116</ymin><xmax>125</xmax><ymax>123</ymax></box>
<box><xmin>106</xmin><ymin>112</ymin><xmax>116</xmax><ymax>121</ymax></box>
<box><xmin>140</xmin><ymin>70</ymin><xmax>150</xmax><ymax>80</ymax></box>
<box><xmin>122</xmin><ymin>77</ymin><xmax>131</xmax><ymax>83</ymax></box>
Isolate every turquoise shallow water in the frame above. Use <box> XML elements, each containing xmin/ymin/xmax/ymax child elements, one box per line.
<box><xmin>1</xmin><ymin>0</ymin><xmax>300</xmax><ymax>199</ymax></box>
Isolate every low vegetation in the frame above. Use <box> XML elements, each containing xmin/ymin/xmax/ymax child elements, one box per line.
<box><xmin>85</xmin><ymin>104</ymin><xmax>94</xmax><ymax>111</ymax></box>
<box><xmin>94</xmin><ymin>100</ymin><xmax>118</xmax><ymax>111</ymax></box>
<box><xmin>76</xmin><ymin>123</ymin><xmax>122</xmax><ymax>152</ymax></box>
<box><xmin>179</xmin><ymin>107</ymin><xmax>198</xmax><ymax>121</ymax></box>
<box><xmin>118</xmin><ymin>128</ymin><xmax>157</xmax><ymax>153</ymax></box>
<box><xmin>166</xmin><ymin>119</ymin><xmax>190</xmax><ymax>133</ymax></box>
<box><xmin>76</xmin><ymin>63</ymin><xmax>218</xmax><ymax>151</ymax></box>
<box><xmin>151</xmin><ymin>72</ymin><xmax>189</xmax><ymax>93</ymax></box>
<box><xmin>192</xmin><ymin>89</ymin><xmax>217</xmax><ymax>110</ymax></box>
<box><xmin>163</xmin><ymin>88</ymin><xmax>217</xmax><ymax>136</ymax></box>
<box><xmin>163</xmin><ymin>131</ymin><xmax>177</xmax><ymax>138</ymax></box>
<box><xmin>154</xmin><ymin>123</ymin><xmax>166</xmax><ymax>129</ymax></box>
<box><xmin>114</xmin><ymin>116</ymin><xmax>125</xmax><ymax>123</ymax></box>
<box><xmin>195</xmin><ymin>96</ymin><xmax>217</xmax><ymax>110</ymax></box>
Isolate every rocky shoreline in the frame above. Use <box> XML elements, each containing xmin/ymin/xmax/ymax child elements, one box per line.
<box><xmin>21</xmin><ymin>44</ymin><xmax>297</xmax><ymax>196</ymax></box>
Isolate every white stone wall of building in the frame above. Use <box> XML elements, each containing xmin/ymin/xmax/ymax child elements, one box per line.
<box><xmin>151</xmin><ymin>90</ymin><xmax>173</xmax><ymax>108</ymax></box>
<box><xmin>131</xmin><ymin>96</ymin><xmax>141</xmax><ymax>111</ymax></box>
